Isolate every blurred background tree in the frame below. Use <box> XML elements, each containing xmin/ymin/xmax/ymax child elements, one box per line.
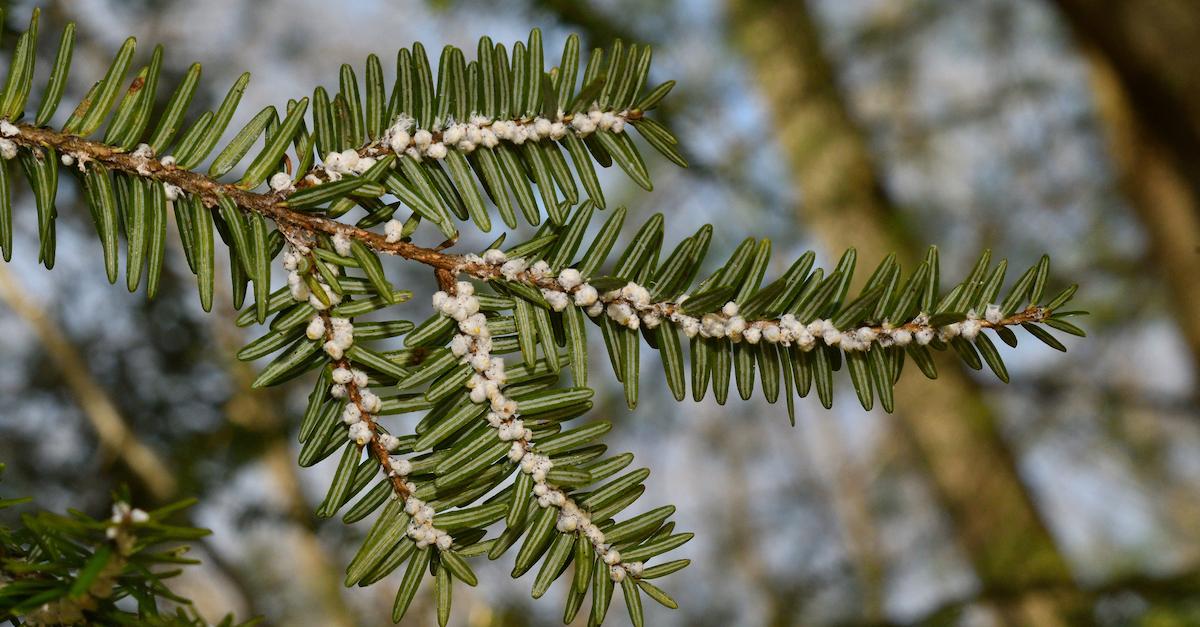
<box><xmin>0</xmin><ymin>0</ymin><xmax>1196</xmax><ymax>625</ymax></box>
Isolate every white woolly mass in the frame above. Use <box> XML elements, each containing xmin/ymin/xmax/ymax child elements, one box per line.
<box><xmin>543</xmin><ymin>289</ymin><xmax>570</xmax><ymax>311</ymax></box>
<box><xmin>378</xmin><ymin>433</ymin><xmax>402</xmax><ymax>452</ymax></box>
<box><xmin>457</xmin><ymin>250</ymin><xmax>1018</xmax><ymax>360</ymax></box>
<box><xmin>323</xmin><ymin>341</ymin><xmax>344</xmax><ymax>360</ymax></box>
<box><xmin>359</xmin><ymin>390</ymin><xmax>382</xmax><ymax>413</ymax></box>
<box><xmin>308</xmin><ymin>281</ymin><xmax>344</xmax><ymax>311</ymax></box>
<box><xmin>305</xmin><ymin>316</ymin><xmax>326</xmax><ymax>340</ymax></box>
<box><xmin>389</xmin><ymin>458</ymin><xmax>412</xmax><ymax>476</ymax></box>
<box><xmin>413</xmin><ymin>129</ymin><xmax>432</xmax><ymax>150</ymax></box>
<box><xmin>433</xmin><ymin>287</ymin><xmax>482</xmax><ymax>321</ymax></box>
<box><xmin>332</xmin><ymin>232</ymin><xmax>353</xmax><ymax>257</ymax></box>
<box><xmin>557</xmin><ymin>268</ymin><xmax>583</xmax><ymax>290</ymax></box>
<box><xmin>528</xmin><ymin>260</ymin><xmax>551</xmax><ymax>278</ymax></box>
<box><xmin>0</xmin><ymin>138</ymin><xmax>17</xmax><ymax>160</ymax></box>
<box><xmin>110</xmin><ymin>501</ymin><xmax>149</xmax><ymax>525</ymax></box>
<box><xmin>384</xmin><ymin>219</ymin><xmax>405</xmax><ymax>243</ymax></box>
<box><xmin>321</xmin><ymin>148</ymin><xmax>376</xmax><ymax>181</ymax></box>
<box><xmin>332</xmin><ymin>367</ymin><xmax>354</xmax><ymax>385</ymax></box>
<box><xmin>269</xmin><ymin>172</ymin><xmax>294</xmax><ymax>192</ymax></box>
<box><xmin>574</xmin><ymin>284</ymin><xmax>598</xmax><ymax>307</ymax></box>
<box><xmin>433</xmin><ymin>287</ymin><xmax>649</xmax><ymax>582</ymax></box>
<box><xmin>483</xmin><ymin>248</ymin><xmax>507</xmax><ymax>265</ymax></box>
<box><xmin>288</xmin><ymin>271</ymin><xmax>309</xmax><ymax>301</ymax></box>
<box><xmin>405</xmin><ymin>493</ymin><xmax>454</xmax><ymax>550</ymax></box>
<box><xmin>425</xmin><ymin>142</ymin><xmax>447</xmax><ymax>160</ymax></box>
<box><xmin>369</xmin><ymin>107</ymin><xmax>631</xmax><ymax>164</ymax></box>
<box><xmin>500</xmin><ymin>258</ymin><xmax>528</xmax><ymax>281</ymax></box>
<box><xmin>302</xmin><ymin>239</ymin><xmax>455</xmax><ymax>553</ymax></box>
<box><xmin>321</xmin><ymin>314</ymin><xmax>354</xmax><ymax>358</ymax></box>
<box><xmin>348</xmin><ymin>421</ymin><xmax>373</xmax><ymax>445</ymax></box>
<box><xmin>341</xmin><ymin>403</ymin><xmax>362</xmax><ymax>425</ymax></box>
<box><xmin>985</xmin><ymin>304</ymin><xmax>1003</xmax><ymax>325</ymax></box>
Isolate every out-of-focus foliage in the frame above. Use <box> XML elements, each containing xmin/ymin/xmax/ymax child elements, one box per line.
<box><xmin>0</xmin><ymin>463</ymin><xmax>248</xmax><ymax>625</ymax></box>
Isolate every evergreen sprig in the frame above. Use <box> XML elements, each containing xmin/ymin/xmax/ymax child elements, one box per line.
<box><xmin>0</xmin><ymin>7</ymin><xmax>1084</xmax><ymax>625</ymax></box>
<box><xmin>0</xmin><ymin>464</ymin><xmax>243</xmax><ymax>625</ymax></box>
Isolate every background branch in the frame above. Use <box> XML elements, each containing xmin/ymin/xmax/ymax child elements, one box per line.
<box><xmin>0</xmin><ymin>264</ymin><xmax>176</xmax><ymax>500</ymax></box>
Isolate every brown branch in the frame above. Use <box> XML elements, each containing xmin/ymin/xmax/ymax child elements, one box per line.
<box><xmin>7</xmin><ymin>122</ymin><xmax>1057</xmax><ymax>342</ymax></box>
<box><xmin>9</xmin><ymin>123</ymin><xmax>463</xmax><ymax>271</ymax></box>
<box><xmin>435</xmin><ymin>268</ymin><xmax>457</xmax><ymax>294</ymax></box>
<box><xmin>7</xmin><ymin>110</ymin><xmax>639</xmax><ymax>274</ymax></box>
<box><xmin>303</xmin><ymin>254</ymin><xmax>412</xmax><ymax>504</ymax></box>
<box><xmin>337</xmin><ymin>348</ymin><xmax>412</xmax><ymax>501</ymax></box>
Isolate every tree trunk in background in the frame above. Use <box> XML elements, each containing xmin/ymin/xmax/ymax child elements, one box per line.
<box><xmin>0</xmin><ymin>266</ymin><xmax>177</xmax><ymax>501</ymax></box>
<box><xmin>1051</xmin><ymin>0</ymin><xmax>1200</xmax><ymax>162</ymax></box>
<box><xmin>727</xmin><ymin>0</ymin><xmax>1082</xmax><ymax>622</ymax></box>
<box><xmin>1051</xmin><ymin>0</ymin><xmax>1200</xmax><ymax>379</ymax></box>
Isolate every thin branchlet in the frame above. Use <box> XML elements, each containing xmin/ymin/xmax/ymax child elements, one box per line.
<box><xmin>296</xmin><ymin>248</ymin><xmax>453</xmax><ymax>551</ymax></box>
<box><xmin>3</xmin><ymin>121</ymin><xmax>1054</xmax><ymax>344</ymax></box>
<box><xmin>443</xmin><ymin>250</ymin><xmax>1056</xmax><ymax>351</ymax></box>
<box><xmin>434</xmin><ymin>280</ymin><xmax>649</xmax><ymax>582</ymax></box>
<box><xmin>294</xmin><ymin>248</ymin><xmax>412</xmax><ymax>499</ymax></box>
<box><xmin>7</xmin><ymin>122</ymin><xmax>461</xmax><ymax>269</ymax></box>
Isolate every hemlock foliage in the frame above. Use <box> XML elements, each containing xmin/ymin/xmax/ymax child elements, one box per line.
<box><xmin>0</xmin><ymin>7</ymin><xmax>1083</xmax><ymax>625</ymax></box>
<box><xmin>0</xmin><ymin>465</ymin><xmax>244</xmax><ymax>625</ymax></box>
